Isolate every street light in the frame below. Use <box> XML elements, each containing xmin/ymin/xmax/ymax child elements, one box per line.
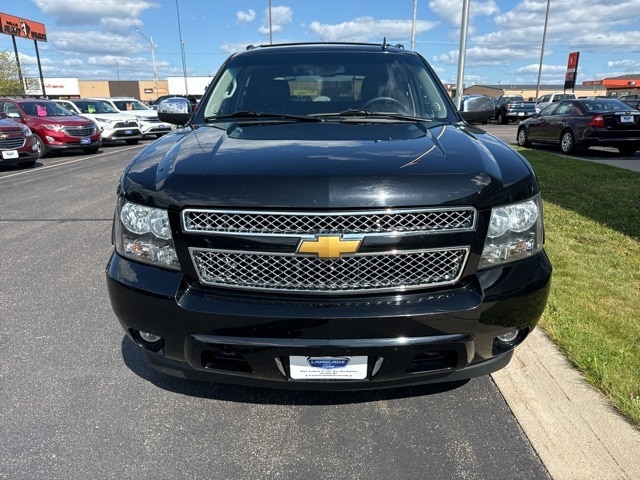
<box><xmin>136</xmin><ymin>29</ymin><xmax>159</xmax><ymax>99</ymax></box>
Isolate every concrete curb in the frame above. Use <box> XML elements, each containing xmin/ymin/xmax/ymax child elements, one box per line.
<box><xmin>491</xmin><ymin>329</ymin><xmax>640</xmax><ymax>480</ymax></box>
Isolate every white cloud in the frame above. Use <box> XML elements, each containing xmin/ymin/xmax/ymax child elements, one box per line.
<box><xmin>309</xmin><ymin>16</ymin><xmax>436</xmax><ymax>43</ymax></box>
<box><xmin>33</xmin><ymin>0</ymin><xmax>158</xmax><ymax>27</ymax></box>
<box><xmin>259</xmin><ymin>6</ymin><xmax>293</xmax><ymax>36</ymax></box>
<box><xmin>237</xmin><ymin>9</ymin><xmax>256</xmax><ymax>24</ymax></box>
<box><xmin>434</xmin><ymin>46</ymin><xmax>531</xmax><ymax>67</ymax></box>
<box><xmin>429</xmin><ymin>0</ymin><xmax>500</xmax><ymax>25</ymax></box>
<box><xmin>51</xmin><ymin>32</ymin><xmax>144</xmax><ymax>55</ymax></box>
<box><xmin>512</xmin><ymin>63</ymin><xmax>567</xmax><ymax>74</ymax></box>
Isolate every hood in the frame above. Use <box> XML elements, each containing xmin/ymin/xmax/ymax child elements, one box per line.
<box><xmin>30</xmin><ymin>114</ymin><xmax>95</xmax><ymax>126</ymax></box>
<box><xmin>82</xmin><ymin>113</ymin><xmax>137</xmax><ymax>121</ymax></box>
<box><xmin>122</xmin><ymin>122</ymin><xmax>537</xmax><ymax>210</ymax></box>
<box><xmin>124</xmin><ymin>110</ymin><xmax>158</xmax><ymax>119</ymax></box>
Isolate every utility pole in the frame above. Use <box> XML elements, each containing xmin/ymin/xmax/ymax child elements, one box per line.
<box><xmin>137</xmin><ymin>29</ymin><xmax>159</xmax><ymax>99</ymax></box>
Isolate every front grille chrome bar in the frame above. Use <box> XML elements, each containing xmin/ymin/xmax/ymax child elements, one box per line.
<box><xmin>189</xmin><ymin>247</ymin><xmax>470</xmax><ymax>294</ymax></box>
<box><xmin>182</xmin><ymin>207</ymin><xmax>477</xmax><ymax>236</ymax></box>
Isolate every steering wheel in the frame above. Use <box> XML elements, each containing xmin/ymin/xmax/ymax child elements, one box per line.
<box><xmin>362</xmin><ymin>96</ymin><xmax>406</xmax><ymax>112</ymax></box>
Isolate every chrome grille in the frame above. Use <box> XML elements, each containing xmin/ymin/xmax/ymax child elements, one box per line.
<box><xmin>0</xmin><ymin>138</ymin><xmax>26</xmax><ymax>149</ymax></box>
<box><xmin>63</xmin><ymin>125</ymin><xmax>96</xmax><ymax>137</ymax></box>
<box><xmin>114</xmin><ymin>121</ymin><xmax>139</xmax><ymax>128</ymax></box>
<box><xmin>183</xmin><ymin>208</ymin><xmax>476</xmax><ymax>235</ymax></box>
<box><xmin>190</xmin><ymin>248</ymin><xmax>468</xmax><ymax>294</ymax></box>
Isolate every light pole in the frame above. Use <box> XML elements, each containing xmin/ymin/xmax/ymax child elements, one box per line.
<box><xmin>535</xmin><ymin>0</ymin><xmax>551</xmax><ymax>100</ymax></box>
<box><xmin>175</xmin><ymin>0</ymin><xmax>188</xmax><ymax>95</ymax></box>
<box><xmin>136</xmin><ymin>29</ymin><xmax>159</xmax><ymax>99</ymax></box>
<box><xmin>454</xmin><ymin>0</ymin><xmax>470</xmax><ymax>109</ymax></box>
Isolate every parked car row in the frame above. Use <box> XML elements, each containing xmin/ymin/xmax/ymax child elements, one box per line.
<box><xmin>517</xmin><ymin>98</ymin><xmax>640</xmax><ymax>156</ymax></box>
<box><xmin>0</xmin><ymin>96</ymin><xmax>174</xmax><ymax>167</ymax></box>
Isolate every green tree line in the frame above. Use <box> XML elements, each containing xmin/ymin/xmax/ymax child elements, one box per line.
<box><xmin>0</xmin><ymin>50</ymin><xmax>25</xmax><ymax>96</ymax></box>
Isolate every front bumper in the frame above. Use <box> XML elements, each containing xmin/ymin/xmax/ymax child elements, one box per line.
<box><xmin>102</xmin><ymin>127</ymin><xmax>143</xmax><ymax>142</ymax></box>
<box><xmin>45</xmin><ymin>137</ymin><xmax>102</xmax><ymax>152</ymax></box>
<box><xmin>106</xmin><ymin>251</ymin><xmax>552</xmax><ymax>390</ymax></box>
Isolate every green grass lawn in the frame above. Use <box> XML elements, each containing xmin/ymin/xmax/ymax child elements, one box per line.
<box><xmin>518</xmin><ymin>148</ymin><xmax>640</xmax><ymax>425</ymax></box>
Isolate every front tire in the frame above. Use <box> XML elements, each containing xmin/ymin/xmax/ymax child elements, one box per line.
<box><xmin>497</xmin><ymin>112</ymin><xmax>508</xmax><ymax>125</ymax></box>
<box><xmin>34</xmin><ymin>134</ymin><xmax>47</xmax><ymax>158</ymax></box>
<box><xmin>560</xmin><ymin>130</ymin><xmax>576</xmax><ymax>154</ymax></box>
<box><xmin>517</xmin><ymin>127</ymin><xmax>531</xmax><ymax>147</ymax></box>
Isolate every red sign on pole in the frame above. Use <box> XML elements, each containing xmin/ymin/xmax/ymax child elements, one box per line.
<box><xmin>0</xmin><ymin>12</ymin><xmax>47</xmax><ymax>42</ymax></box>
<box><xmin>564</xmin><ymin>52</ymin><xmax>579</xmax><ymax>91</ymax></box>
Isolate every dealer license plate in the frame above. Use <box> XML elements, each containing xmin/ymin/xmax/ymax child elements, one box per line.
<box><xmin>2</xmin><ymin>150</ymin><xmax>19</xmax><ymax>160</ymax></box>
<box><xmin>124</xmin><ymin>129</ymin><xmax>133</xmax><ymax>135</ymax></box>
<box><xmin>80</xmin><ymin>137</ymin><xmax>91</xmax><ymax>145</ymax></box>
<box><xmin>620</xmin><ymin>115</ymin><xmax>634</xmax><ymax>123</ymax></box>
<box><xmin>290</xmin><ymin>356</ymin><xmax>368</xmax><ymax>380</ymax></box>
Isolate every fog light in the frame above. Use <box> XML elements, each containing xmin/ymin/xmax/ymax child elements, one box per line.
<box><xmin>139</xmin><ymin>331</ymin><xmax>162</xmax><ymax>343</ymax></box>
<box><xmin>497</xmin><ymin>331</ymin><xmax>519</xmax><ymax>343</ymax></box>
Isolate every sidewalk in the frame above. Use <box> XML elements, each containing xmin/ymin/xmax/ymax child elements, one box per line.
<box><xmin>483</xmin><ymin>124</ymin><xmax>640</xmax><ymax>479</ymax></box>
<box><xmin>492</xmin><ymin>315</ymin><xmax>640</xmax><ymax>480</ymax></box>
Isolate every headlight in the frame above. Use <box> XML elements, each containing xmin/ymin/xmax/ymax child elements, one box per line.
<box><xmin>42</xmin><ymin>124</ymin><xmax>65</xmax><ymax>132</ymax></box>
<box><xmin>114</xmin><ymin>199</ymin><xmax>180</xmax><ymax>270</ymax></box>
<box><xmin>94</xmin><ymin>117</ymin><xmax>111</xmax><ymax>125</ymax></box>
<box><xmin>20</xmin><ymin>124</ymin><xmax>33</xmax><ymax>136</ymax></box>
<box><xmin>479</xmin><ymin>195</ymin><xmax>544</xmax><ymax>268</ymax></box>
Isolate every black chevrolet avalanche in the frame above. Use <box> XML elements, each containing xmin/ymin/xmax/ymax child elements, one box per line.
<box><xmin>106</xmin><ymin>42</ymin><xmax>552</xmax><ymax>390</ymax></box>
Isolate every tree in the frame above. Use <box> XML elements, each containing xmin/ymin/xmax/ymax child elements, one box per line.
<box><xmin>0</xmin><ymin>50</ymin><xmax>25</xmax><ymax>96</ymax></box>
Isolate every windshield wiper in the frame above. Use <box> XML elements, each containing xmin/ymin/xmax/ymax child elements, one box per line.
<box><xmin>204</xmin><ymin>111</ymin><xmax>323</xmax><ymax>122</ymax></box>
<box><xmin>317</xmin><ymin>109</ymin><xmax>428</xmax><ymax>122</ymax></box>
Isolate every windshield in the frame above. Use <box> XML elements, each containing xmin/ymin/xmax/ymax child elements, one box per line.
<box><xmin>200</xmin><ymin>50</ymin><xmax>454</xmax><ymax>121</ymax></box>
<box><xmin>112</xmin><ymin>99</ymin><xmax>150</xmax><ymax>112</ymax></box>
<box><xmin>74</xmin><ymin>100</ymin><xmax>118</xmax><ymax>114</ymax></box>
<box><xmin>21</xmin><ymin>101</ymin><xmax>74</xmax><ymax>117</ymax></box>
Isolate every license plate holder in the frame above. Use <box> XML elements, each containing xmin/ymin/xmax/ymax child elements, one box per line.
<box><xmin>289</xmin><ymin>356</ymin><xmax>368</xmax><ymax>380</ymax></box>
<box><xmin>2</xmin><ymin>150</ymin><xmax>19</xmax><ymax>160</ymax></box>
<box><xmin>80</xmin><ymin>137</ymin><xmax>91</xmax><ymax>145</ymax></box>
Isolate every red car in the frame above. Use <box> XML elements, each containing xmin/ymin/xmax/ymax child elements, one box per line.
<box><xmin>0</xmin><ymin>98</ymin><xmax>102</xmax><ymax>157</ymax></box>
<box><xmin>0</xmin><ymin>113</ymin><xmax>40</xmax><ymax>167</ymax></box>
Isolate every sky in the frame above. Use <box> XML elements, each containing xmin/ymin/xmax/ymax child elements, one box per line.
<box><xmin>1</xmin><ymin>0</ymin><xmax>640</xmax><ymax>88</ymax></box>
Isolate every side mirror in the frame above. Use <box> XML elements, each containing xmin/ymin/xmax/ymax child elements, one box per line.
<box><xmin>157</xmin><ymin>97</ymin><xmax>191</xmax><ymax>126</ymax></box>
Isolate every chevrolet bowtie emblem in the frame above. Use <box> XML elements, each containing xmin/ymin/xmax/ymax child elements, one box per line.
<box><xmin>297</xmin><ymin>235</ymin><xmax>363</xmax><ymax>259</ymax></box>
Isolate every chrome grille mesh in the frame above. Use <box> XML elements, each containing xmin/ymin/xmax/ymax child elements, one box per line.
<box><xmin>183</xmin><ymin>208</ymin><xmax>476</xmax><ymax>235</ymax></box>
<box><xmin>190</xmin><ymin>248</ymin><xmax>469</xmax><ymax>294</ymax></box>
<box><xmin>0</xmin><ymin>138</ymin><xmax>26</xmax><ymax>149</ymax></box>
<box><xmin>63</xmin><ymin>125</ymin><xmax>96</xmax><ymax>137</ymax></box>
<box><xmin>184</xmin><ymin>208</ymin><xmax>475</xmax><ymax>294</ymax></box>
<box><xmin>114</xmin><ymin>121</ymin><xmax>138</xmax><ymax>128</ymax></box>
